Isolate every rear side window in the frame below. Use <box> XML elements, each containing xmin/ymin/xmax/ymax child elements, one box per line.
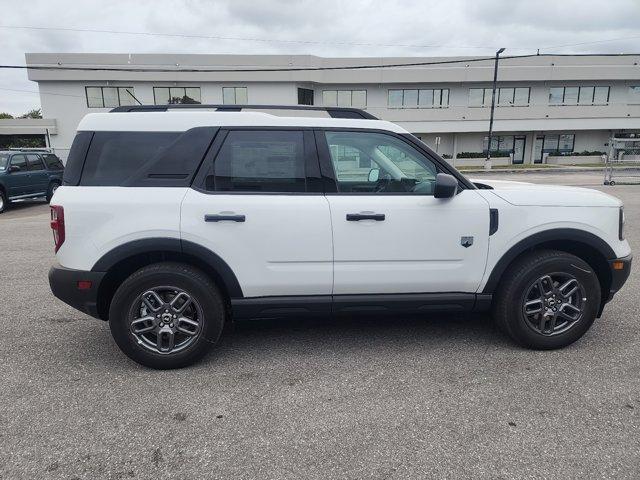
<box><xmin>63</xmin><ymin>132</ymin><xmax>93</xmax><ymax>186</ymax></box>
<box><xmin>27</xmin><ymin>154</ymin><xmax>45</xmax><ymax>171</ymax></box>
<box><xmin>43</xmin><ymin>154</ymin><xmax>64</xmax><ymax>170</ymax></box>
<box><xmin>209</xmin><ymin>130</ymin><xmax>306</xmax><ymax>192</ymax></box>
<box><xmin>80</xmin><ymin>132</ymin><xmax>180</xmax><ymax>186</ymax></box>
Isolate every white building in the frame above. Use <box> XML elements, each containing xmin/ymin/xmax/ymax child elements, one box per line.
<box><xmin>25</xmin><ymin>53</ymin><xmax>640</xmax><ymax>165</ymax></box>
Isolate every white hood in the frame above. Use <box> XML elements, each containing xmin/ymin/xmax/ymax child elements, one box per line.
<box><xmin>471</xmin><ymin>178</ymin><xmax>622</xmax><ymax>208</ymax></box>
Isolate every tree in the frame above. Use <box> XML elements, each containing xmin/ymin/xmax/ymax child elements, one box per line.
<box><xmin>19</xmin><ymin>108</ymin><xmax>42</xmax><ymax>119</ymax></box>
<box><xmin>0</xmin><ymin>112</ymin><xmax>14</xmax><ymax>119</ymax></box>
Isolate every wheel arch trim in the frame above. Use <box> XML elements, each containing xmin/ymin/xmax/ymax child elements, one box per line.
<box><xmin>91</xmin><ymin>237</ymin><xmax>243</xmax><ymax>298</ymax></box>
<box><xmin>482</xmin><ymin>228</ymin><xmax>616</xmax><ymax>294</ymax></box>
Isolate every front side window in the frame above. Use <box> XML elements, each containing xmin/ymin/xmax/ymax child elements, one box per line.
<box><xmin>210</xmin><ymin>130</ymin><xmax>306</xmax><ymax>193</ymax></box>
<box><xmin>10</xmin><ymin>155</ymin><xmax>27</xmax><ymax>170</ymax></box>
<box><xmin>323</xmin><ymin>90</ymin><xmax>367</xmax><ymax>108</ymax></box>
<box><xmin>222</xmin><ymin>87</ymin><xmax>248</xmax><ymax>105</ymax></box>
<box><xmin>324</xmin><ymin>131</ymin><xmax>438</xmax><ymax>194</ymax></box>
<box><xmin>153</xmin><ymin>87</ymin><xmax>201</xmax><ymax>105</ymax></box>
<box><xmin>85</xmin><ymin>86</ymin><xmax>136</xmax><ymax>108</ymax></box>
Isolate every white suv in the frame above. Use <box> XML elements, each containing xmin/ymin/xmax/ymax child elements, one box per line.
<box><xmin>48</xmin><ymin>105</ymin><xmax>632</xmax><ymax>369</ymax></box>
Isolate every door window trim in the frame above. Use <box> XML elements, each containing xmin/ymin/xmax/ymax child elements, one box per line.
<box><xmin>314</xmin><ymin>127</ymin><xmax>474</xmax><ymax>195</ymax></box>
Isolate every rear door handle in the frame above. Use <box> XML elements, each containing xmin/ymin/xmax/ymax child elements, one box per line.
<box><xmin>204</xmin><ymin>214</ymin><xmax>246</xmax><ymax>222</ymax></box>
<box><xmin>346</xmin><ymin>213</ymin><xmax>385</xmax><ymax>221</ymax></box>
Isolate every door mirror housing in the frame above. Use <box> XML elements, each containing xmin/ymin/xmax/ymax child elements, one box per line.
<box><xmin>8</xmin><ymin>165</ymin><xmax>21</xmax><ymax>173</ymax></box>
<box><xmin>434</xmin><ymin>173</ymin><xmax>458</xmax><ymax>199</ymax></box>
<box><xmin>368</xmin><ymin>168</ymin><xmax>380</xmax><ymax>183</ymax></box>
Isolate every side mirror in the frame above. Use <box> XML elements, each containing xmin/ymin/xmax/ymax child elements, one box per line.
<box><xmin>434</xmin><ymin>173</ymin><xmax>458</xmax><ymax>199</ymax></box>
<box><xmin>368</xmin><ymin>168</ymin><xmax>380</xmax><ymax>183</ymax></box>
<box><xmin>8</xmin><ymin>165</ymin><xmax>21</xmax><ymax>173</ymax></box>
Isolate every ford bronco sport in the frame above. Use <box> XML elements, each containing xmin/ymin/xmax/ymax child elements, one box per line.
<box><xmin>48</xmin><ymin>105</ymin><xmax>632</xmax><ymax>369</ymax></box>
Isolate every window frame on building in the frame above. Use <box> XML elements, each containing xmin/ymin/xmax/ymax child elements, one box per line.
<box><xmin>85</xmin><ymin>86</ymin><xmax>137</xmax><ymax>108</ymax></box>
<box><xmin>548</xmin><ymin>86</ymin><xmax>610</xmax><ymax>106</ymax></box>
<box><xmin>469</xmin><ymin>87</ymin><xmax>530</xmax><ymax>107</ymax></box>
<box><xmin>629</xmin><ymin>86</ymin><xmax>640</xmax><ymax>104</ymax></box>
<box><xmin>322</xmin><ymin>89</ymin><xmax>367</xmax><ymax>108</ymax></box>
<box><xmin>387</xmin><ymin>88</ymin><xmax>450</xmax><ymax>109</ymax></box>
<box><xmin>222</xmin><ymin>87</ymin><xmax>249</xmax><ymax>105</ymax></box>
<box><xmin>297</xmin><ymin>88</ymin><xmax>314</xmax><ymax>106</ymax></box>
<box><xmin>153</xmin><ymin>86</ymin><xmax>202</xmax><ymax>105</ymax></box>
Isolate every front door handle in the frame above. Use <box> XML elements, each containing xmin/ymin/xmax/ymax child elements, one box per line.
<box><xmin>204</xmin><ymin>214</ymin><xmax>246</xmax><ymax>222</ymax></box>
<box><xmin>346</xmin><ymin>213</ymin><xmax>385</xmax><ymax>221</ymax></box>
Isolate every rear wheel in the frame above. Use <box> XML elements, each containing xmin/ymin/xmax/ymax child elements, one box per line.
<box><xmin>46</xmin><ymin>181</ymin><xmax>60</xmax><ymax>203</ymax></box>
<box><xmin>109</xmin><ymin>262</ymin><xmax>225</xmax><ymax>369</ymax></box>
<box><xmin>492</xmin><ymin>250</ymin><xmax>601</xmax><ymax>349</ymax></box>
<box><xmin>0</xmin><ymin>190</ymin><xmax>6</xmax><ymax>213</ymax></box>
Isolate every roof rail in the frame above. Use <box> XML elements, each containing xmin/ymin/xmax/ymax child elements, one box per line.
<box><xmin>109</xmin><ymin>104</ymin><xmax>378</xmax><ymax>120</ymax></box>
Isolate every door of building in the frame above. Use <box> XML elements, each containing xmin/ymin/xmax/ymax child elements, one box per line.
<box><xmin>533</xmin><ymin>136</ymin><xmax>544</xmax><ymax>163</ymax></box>
<box><xmin>513</xmin><ymin>136</ymin><xmax>526</xmax><ymax>164</ymax></box>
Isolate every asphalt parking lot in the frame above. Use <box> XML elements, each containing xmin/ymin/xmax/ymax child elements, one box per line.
<box><xmin>1</xmin><ymin>171</ymin><xmax>638</xmax><ymax>479</ymax></box>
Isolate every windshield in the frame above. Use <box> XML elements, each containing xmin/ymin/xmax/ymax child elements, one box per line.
<box><xmin>0</xmin><ymin>154</ymin><xmax>9</xmax><ymax>170</ymax></box>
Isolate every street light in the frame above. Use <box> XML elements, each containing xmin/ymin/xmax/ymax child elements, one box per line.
<box><xmin>485</xmin><ymin>47</ymin><xmax>506</xmax><ymax>171</ymax></box>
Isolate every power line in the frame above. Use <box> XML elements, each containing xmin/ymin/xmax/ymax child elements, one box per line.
<box><xmin>0</xmin><ymin>55</ymin><xmax>546</xmax><ymax>73</ymax></box>
<box><xmin>543</xmin><ymin>35</ymin><xmax>640</xmax><ymax>50</ymax></box>
<box><xmin>0</xmin><ymin>24</ymin><xmax>524</xmax><ymax>51</ymax></box>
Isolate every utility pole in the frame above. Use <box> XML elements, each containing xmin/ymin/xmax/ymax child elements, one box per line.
<box><xmin>485</xmin><ymin>47</ymin><xmax>505</xmax><ymax>171</ymax></box>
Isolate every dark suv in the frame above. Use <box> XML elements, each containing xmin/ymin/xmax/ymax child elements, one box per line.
<box><xmin>0</xmin><ymin>150</ymin><xmax>64</xmax><ymax>213</ymax></box>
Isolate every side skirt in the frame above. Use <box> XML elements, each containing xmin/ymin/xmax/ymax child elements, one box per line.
<box><xmin>232</xmin><ymin>293</ymin><xmax>493</xmax><ymax>320</ymax></box>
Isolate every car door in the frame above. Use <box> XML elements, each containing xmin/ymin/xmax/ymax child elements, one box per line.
<box><xmin>181</xmin><ymin>129</ymin><xmax>333</xmax><ymax>298</ymax></box>
<box><xmin>26</xmin><ymin>154</ymin><xmax>49</xmax><ymax>195</ymax></box>
<box><xmin>6</xmin><ymin>154</ymin><xmax>30</xmax><ymax>197</ymax></box>
<box><xmin>317</xmin><ymin>129</ymin><xmax>491</xmax><ymax>295</ymax></box>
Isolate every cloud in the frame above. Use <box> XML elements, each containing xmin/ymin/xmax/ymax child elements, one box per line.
<box><xmin>0</xmin><ymin>0</ymin><xmax>638</xmax><ymax>114</ymax></box>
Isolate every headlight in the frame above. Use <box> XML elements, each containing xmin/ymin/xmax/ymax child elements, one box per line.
<box><xmin>619</xmin><ymin>206</ymin><xmax>625</xmax><ymax>241</ymax></box>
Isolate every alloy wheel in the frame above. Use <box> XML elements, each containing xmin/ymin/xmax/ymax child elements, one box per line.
<box><xmin>522</xmin><ymin>273</ymin><xmax>587</xmax><ymax>336</ymax></box>
<box><xmin>129</xmin><ymin>286</ymin><xmax>203</xmax><ymax>354</ymax></box>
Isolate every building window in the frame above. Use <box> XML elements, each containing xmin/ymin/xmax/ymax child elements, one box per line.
<box><xmin>85</xmin><ymin>86</ymin><xmax>136</xmax><ymax>108</ymax></box>
<box><xmin>629</xmin><ymin>86</ymin><xmax>640</xmax><ymax>104</ymax></box>
<box><xmin>298</xmin><ymin>88</ymin><xmax>314</xmax><ymax>105</ymax></box>
<box><xmin>387</xmin><ymin>88</ymin><xmax>449</xmax><ymax>108</ymax></box>
<box><xmin>322</xmin><ymin>90</ymin><xmax>367</xmax><ymax>108</ymax></box>
<box><xmin>548</xmin><ymin>86</ymin><xmax>610</xmax><ymax>105</ymax></box>
<box><xmin>538</xmin><ymin>134</ymin><xmax>575</xmax><ymax>154</ymax></box>
<box><xmin>222</xmin><ymin>87</ymin><xmax>248</xmax><ymax>105</ymax></box>
<box><xmin>153</xmin><ymin>87</ymin><xmax>201</xmax><ymax>105</ymax></box>
<box><xmin>469</xmin><ymin>87</ymin><xmax>529</xmax><ymax>107</ymax></box>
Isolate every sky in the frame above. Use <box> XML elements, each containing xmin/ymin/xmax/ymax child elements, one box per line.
<box><xmin>1</xmin><ymin>0</ymin><xmax>640</xmax><ymax>115</ymax></box>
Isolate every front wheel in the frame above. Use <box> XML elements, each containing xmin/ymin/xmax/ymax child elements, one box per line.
<box><xmin>492</xmin><ymin>250</ymin><xmax>601</xmax><ymax>349</ymax></box>
<box><xmin>109</xmin><ymin>262</ymin><xmax>226</xmax><ymax>369</ymax></box>
<box><xmin>0</xmin><ymin>190</ymin><xmax>7</xmax><ymax>213</ymax></box>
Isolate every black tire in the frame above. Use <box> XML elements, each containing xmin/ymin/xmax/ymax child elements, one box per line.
<box><xmin>0</xmin><ymin>189</ymin><xmax>7</xmax><ymax>213</ymax></box>
<box><xmin>492</xmin><ymin>249</ymin><xmax>601</xmax><ymax>350</ymax></box>
<box><xmin>109</xmin><ymin>262</ymin><xmax>226</xmax><ymax>369</ymax></box>
<box><xmin>46</xmin><ymin>181</ymin><xmax>60</xmax><ymax>203</ymax></box>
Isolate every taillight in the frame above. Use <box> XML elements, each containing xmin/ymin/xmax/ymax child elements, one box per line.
<box><xmin>50</xmin><ymin>205</ymin><xmax>65</xmax><ymax>253</ymax></box>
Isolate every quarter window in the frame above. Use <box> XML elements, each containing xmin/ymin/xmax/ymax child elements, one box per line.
<box><xmin>153</xmin><ymin>87</ymin><xmax>201</xmax><ymax>105</ymax></box>
<box><xmin>322</xmin><ymin>90</ymin><xmax>367</xmax><ymax>108</ymax></box>
<box><xmin>43</xmin><ymin>154</ymin><xmax>64</xmax><ymax>170</ymax></box>
<box><xmin>210</xmin><ymin>130</ymin><xmax>306</xmax><ymax>193</ymax></box>
<box><xmin>85</xmin><ymin>86</ymin><xmax>136</xmax><ymax>108</ymax></box>
<box><xmin>324</xmin><ymin>131</ymin><xmax>439</xmax><ymax>195</ymax></box>
<box><xmin>388</xmin><ymin>88</ymin><xmax>450</xmax><ymax>108</ymax></box>
<box><xmin>222</xmin><ymin>87</ymin><xmax>248</xmax><ymax>105</ymax></box>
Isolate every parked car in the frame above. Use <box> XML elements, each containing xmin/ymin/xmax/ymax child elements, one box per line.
<box><xmin>48</xmin><ymin>105</ymin><xmax>632</xmax><ymax>369</ymax></box>
<box><xmin>0</xmin><ymin>149</ymin><xmax>64</xmax><ymax>213</ymax></box>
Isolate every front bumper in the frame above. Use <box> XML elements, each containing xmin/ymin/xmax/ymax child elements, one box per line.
<box><xmin>49</xmin><ymin>265</ymin><xmax>106</xmax><ymax>320</ymax></box>
<box><xmin>607</xmin><ymin>254</ymin><xmax>632</xmax><ymax>300</ymax></box>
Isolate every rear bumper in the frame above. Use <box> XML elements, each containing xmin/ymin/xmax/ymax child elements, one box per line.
<box><xmin>48</xmin><ymin>264</ymin><xmax>106</xmax><ymax>320</ymax></box>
